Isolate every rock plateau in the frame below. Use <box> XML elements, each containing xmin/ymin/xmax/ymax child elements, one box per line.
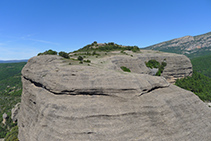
<box><xmin>18</xmin><ymin>50</ymin><xmax>211</xmax><ymax>141</ymax></box>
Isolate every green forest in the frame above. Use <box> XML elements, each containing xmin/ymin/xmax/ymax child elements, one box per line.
<box><xmin>175</xmin><ymin>55</ymin><xmax>211</xmax><ymax>102</ymax></box>
<box><xmin>191</xmin><ymin>55</ymin><xmax>211</xmax><ymax>78</ymax></box>
<box><xmin>0</xmin><ymin>62</ymin><xmax>26</xmax><ymax>138</ymax></box>
<box><xmin>175</xmin><ymin>71</ymin><xmax>211</xmax><ymax>101</ymax></box>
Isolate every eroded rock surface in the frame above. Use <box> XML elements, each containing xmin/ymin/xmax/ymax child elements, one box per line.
<box><xmin>11</xmin><ymin>103</ymin><xmax>20</xmax><ymax>123</ymax></box>
<box><xmin>18</xmin><ymin>54</ymin><xmax>211</xmax><ymax>141</ymax></box>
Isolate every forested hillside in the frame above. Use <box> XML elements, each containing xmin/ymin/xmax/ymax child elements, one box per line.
<box><xmin>0</xmin><ymin>62</ymin><xmax>26</xmax><ymax>138</ymax></box>
<box><xmin>191</xmin><ymin>55</ymin><xmax>211</xmax><ymax>78</ymax></box>
<box><xmin>175</xmin><ymin>71</ymin><xmax>211</xmax><ymax>102</ymax></box>
<box><xmin>175</xmin><ymin>55</ymin><xmax>211</xmax><ymax>102</ymax></box>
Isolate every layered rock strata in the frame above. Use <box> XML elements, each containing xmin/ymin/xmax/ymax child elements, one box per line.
<box><xmin>18</xmin><ymin>54</ymin><xmax>211</xmax><ymax>141</ymax></box>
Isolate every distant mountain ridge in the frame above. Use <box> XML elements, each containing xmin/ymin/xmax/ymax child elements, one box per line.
<box><xmin>145</xmin><ymin>31</ymin><xmax>211</xmax><ymax>58</ymax></box>
<box><xmin>0</xmin><ymin>59</ymin><xmax>28</xmax><ymax>63</ymax></box>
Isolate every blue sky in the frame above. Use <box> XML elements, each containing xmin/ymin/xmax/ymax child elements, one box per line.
<box><xmin>0</xmin><ymin>0</ymin><xmax>211</xmax><ymax>60</ymax></box>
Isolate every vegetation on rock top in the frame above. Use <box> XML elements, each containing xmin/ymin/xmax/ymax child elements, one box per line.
<box><xmin>75</xmin><ymin>41</ymin><xmax>140</xmax><ymax>53</ymax></box>
<box><xmin>145</xmin><ymin>60</ymin><xmax>167</xmax><ymax>76</ymax></box>
<box><xmin>120</xmin><ymin>66</ymin><xmax>131</xmax><ymax>72</ymax></box>
<box><xmin>38</xmin><ymin>49</ymin><xmax>58</xmax><ymax>56</ymax></box>
<box><xmin>38</xmin><ymin>50</ymin><xmax>70</xmax><ymax>59</ymax></box>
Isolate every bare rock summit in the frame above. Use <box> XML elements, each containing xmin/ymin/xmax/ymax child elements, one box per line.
<box><xmin>18</xmin><ymin>51</ymin><xmax>211</xmax><ymax>141</ymax></box>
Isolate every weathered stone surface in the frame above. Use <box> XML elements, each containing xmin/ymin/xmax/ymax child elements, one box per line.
<box><xmin>2</xmin><ymin>113</ymin><xmax>7</xmax><ymax>119</ymax></box>
<box><xmin>18</xmin><ymin>54</ymin><xmax>211</xmax><ymax>141</ymax></box>
<box><xmin>106</xmin><ymin>50</ymin><xmax>192</xmax><ymax>83</ymax></box>
<box><xmin>11</xmin><ymin>103</ymin><xmax>20</xmax><ymax>123</ymax></box>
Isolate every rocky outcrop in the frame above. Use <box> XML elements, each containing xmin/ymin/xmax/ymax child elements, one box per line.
<box><xmin>2</xmin><ymin>113</ymin><xmax>7</xmax><ymax>125</ymax></box>
<box><xmin>18</xmin><ymin>54</ymin><xmax>211</xmax><ymax>141</ymax></box>
<box><xmin>105</xmin><ymin>50</ymin><xmax>192</xmax><ymax>83</ymax></box>
<box><xmin>11</xmin><ymin>103</ymin><xmax>20</xmax><ymax>123</ymax></box>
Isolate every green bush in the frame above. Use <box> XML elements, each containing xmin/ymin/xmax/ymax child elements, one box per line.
<box><xmin>84</xmin><ymin>60</ymin><xmax>91</xmax><ymax>63</ymax></box>
<box><xmin>145</xmin><ymin>60</ymin><xmax>167</xmax><ymax>76</ymax></box>
<box><xmin>145</xmin><ymin>60</ymin><xmax>160</xmax><ymax>69</ymax></box>
<box><xmin>92</xmin><ymin>51</ymin><xmax>96</xmax><ymax>55</ymax></box>
<box><xmin>131</xmin><ymin>46</ymin><xmax>140</xmax><ymax>52</ymax></box>
<box><xmin>59</xmin><ymin>51</ymin><xmax>69</xmax><ymax>59</ymax></box>
<box><xmin>38</xmin><ymin>49</ymin><xmax>57</xmax><ymax>56</ymax></box>
<box><xmin>120</xmin><ymin>66</ymin><xmax>131</xmax><ymax>72</ymax></box>
<box><xmin>77</xmin><ymin>56</ymin><xmax>83</xmax><ymax>61</ymax></box>
<box><xmin>76</xmin><ymin>42</ymin><xmax>140</xmax><ymax>53</ymax></box>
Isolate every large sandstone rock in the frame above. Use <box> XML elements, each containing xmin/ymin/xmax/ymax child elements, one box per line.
<box><xmin>18</xmin><ymin>54</ymin><xmax>211</xmax><ymax>141</ymax></box>
<box><xmin>105</xmin><ymin>50</ymin><xmax>192</xmax><ymax>83</ymax></box>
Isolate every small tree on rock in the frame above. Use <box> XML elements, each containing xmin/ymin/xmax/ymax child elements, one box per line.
<box><xmin>59</xmin><ymin>51</ymin><xmax>69</xmax><ymax>59</ymax></box>
<box><xmin>77</xmin><ymin>56</ymin><xmax>83</xmax><ymax>61</ymax></box>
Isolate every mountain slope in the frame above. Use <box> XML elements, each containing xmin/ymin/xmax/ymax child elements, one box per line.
<box><xmin>145</xmin><ymin>31</ymin><xmax>211</xmax><ymax>58</ymax></box>
<box><xmin>0</xmin><ymin>62</ymin><xmax>26</xmax><ymax>138</ymax></box>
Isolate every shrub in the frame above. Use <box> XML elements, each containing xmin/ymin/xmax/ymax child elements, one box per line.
<box><xmin>120</xmin><ymin>66</ymin><xmax>131</xmax><ymax>72</ymax></box>
<box><xmin>76</xmin><ymin>42</ymin><xmax>140</xmax><ymax>53</ymax></box>
<box><xmin>91</xmin><ymin>41</ymin><xmax>98</xmax><ymax>46</ymax></box>
<box><xmin>77</xmin><ymin>56</ymin><xmax>83</xmax><ymax>61</ymax></box>
<box><xmin>84</xmin><ymin>60</ymin><xmax>91</xmax><ymax>63</ymax></box>
<box><xmin>145</xmin><ymin>60</ymin><xmax>167</xmax><ymax>76</ymax></box>
<box><xmin>59</xmin><ymin>51</ymin><xmax>69</xmax><ymax>59</ymax></box>
<box><xmin>38</xmin><ymin>49</ymin><xmax>57</xmax><ymax>56</ymax></box>
<box><xmin>92</xmin><ymin>51</ymin><xmax>96</xmax><ymax>55</ymax></box>
<box><xmin>145</xmin><ymin>60</ymin><xmax>160</xmax><ymax>68</ymax></box>
<box><xmin>131</xmin><ymin>46</ymin><xmax>140</xmax><ymax>52</ymax></box>
<box><xmin>108</xmin><ymin>42</ymin><xmax>115</xmax><ymax>45</ymax></box>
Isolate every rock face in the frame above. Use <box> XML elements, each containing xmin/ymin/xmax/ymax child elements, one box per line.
<box><xmin>105</xmin><ymin>50</ymin><xmax>192</xmax><ymax>83</ymax></box>
<box><xmin>18</xmin><ymin>53</ymin><xmax>211</xmax><ymax>141</ymax></box>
